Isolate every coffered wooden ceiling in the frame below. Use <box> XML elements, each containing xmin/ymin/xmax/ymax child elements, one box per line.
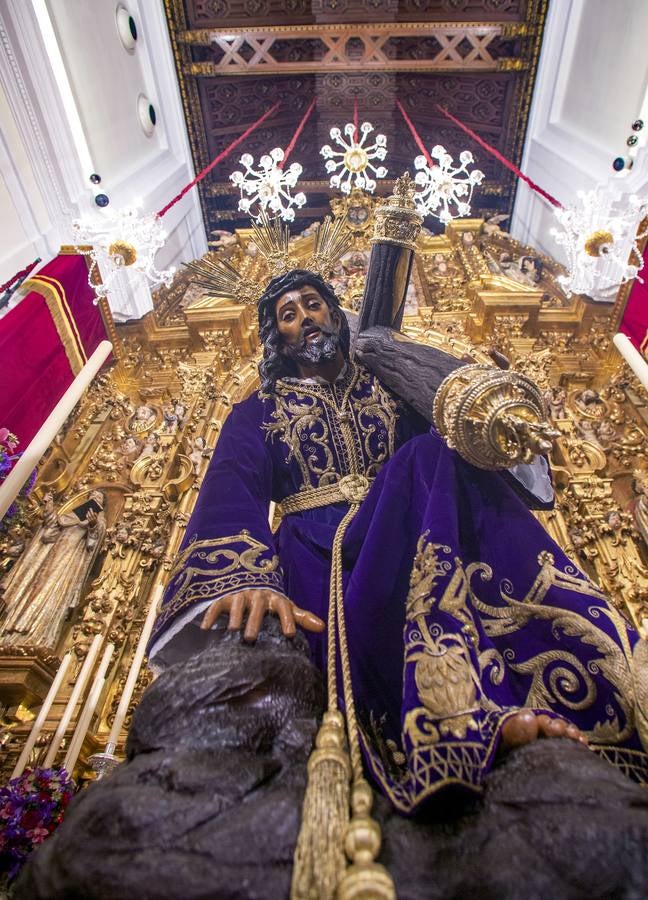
<box><xmin>164</xmin><ymin>0</ymin><xmax>548</xmax><ymax>237</ymax></box>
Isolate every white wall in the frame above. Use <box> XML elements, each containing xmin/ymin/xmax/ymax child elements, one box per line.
<box><xmin>0</xmin><ymin>0</ymin><xmax>207</xmax><ymax>320</ymax></box>
<box><xmin>512</xmin><ymin>0</ymin><xmax>648</xmax><ymax>272</ymax></box>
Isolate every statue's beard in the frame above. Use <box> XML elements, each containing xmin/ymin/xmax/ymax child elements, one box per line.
<box><xmin>282</xmin><ymin>325</ymin><xmax>340</xmax><ymax>368</ymax></box>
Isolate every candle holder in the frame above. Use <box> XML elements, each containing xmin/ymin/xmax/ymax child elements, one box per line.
<box><xmin>89</xmin><ymin>742</ymin><xmax>121</xmax><ymax>780</ymax></box>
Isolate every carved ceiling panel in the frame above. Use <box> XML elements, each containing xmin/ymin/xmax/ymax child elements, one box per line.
<box><xmin>185</xmin><ymin>0</ymin><xmax>528</xmax><ymax>28</ymax></box>
<box><xmin>164</xmin><ymin>0</ymin><xmax>546</xmax><ymax>236</ymax></box>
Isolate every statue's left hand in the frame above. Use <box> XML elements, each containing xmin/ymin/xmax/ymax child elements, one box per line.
<box><xmin>200</xmin><ymin>588</ymin><xmax>325</xmax><ymax>643</ymax></box>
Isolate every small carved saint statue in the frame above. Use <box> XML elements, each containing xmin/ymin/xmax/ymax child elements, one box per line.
<box><xmin>0</xmin><ymin>490</ymin><xmax>107</xmax><ymax>652</ymax></box>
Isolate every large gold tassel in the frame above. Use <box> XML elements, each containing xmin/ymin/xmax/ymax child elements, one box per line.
<box><xmin>291</xmin><ymin>481</ymin><xmax>396</xmax><ymax>900</ymax></box>
<box><xmin>290</xmin><ymin>711</ymin><xmax>350</xmax><ymax>900</ymax></box>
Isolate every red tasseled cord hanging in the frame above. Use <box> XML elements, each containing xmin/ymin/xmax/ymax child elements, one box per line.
<box><xmin>279</xmin><ymin>97</ymin><xmax>317</xmax><ymax>169</ymax></box>
<box><xmin>434</xmin><ymin>103</ymin><xmax>563</xmax><ymax>209</ymax></box>
<box><xmin>396</xmin><ymin>98</ymin><xmax>564</xmax><ymax>210</ymax></box>
<box><xmin>395</xmin><ymin>100</ymin><xmax>434</xmax><ymax>168</ymax></box>
<box><xmin>156</xmin><ymin>101</ymin><xmax>282</xmax><ymax>219</ymax></box>
<box><xmin>0</xmin><ymin>259</ymin><xmax>41</xmax><ymax>295</ymax></box>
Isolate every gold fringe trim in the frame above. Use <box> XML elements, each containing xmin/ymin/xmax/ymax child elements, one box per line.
<box><xmin>24</xmin><ymin>275</ymin><xmax>86</xmax><ymax>374</ymax></box>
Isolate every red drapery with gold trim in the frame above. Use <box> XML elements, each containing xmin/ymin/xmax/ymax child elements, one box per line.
<box><xmin>620</xmin><ymin>246</ymin><xmax>648</xmax><ymax>358</ymax></box>
<box><xmin>0</xmin><ymin>253</ymin><xmax>111</xmax><ymax>448</ymax></box>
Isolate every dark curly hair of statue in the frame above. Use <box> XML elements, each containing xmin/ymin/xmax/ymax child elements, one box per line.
<box><xmin>257</xmin><ymin>269</ymin><xmax>350</xmax><ymax>392</ymax></box>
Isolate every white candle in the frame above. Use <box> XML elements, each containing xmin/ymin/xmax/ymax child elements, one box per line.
<box><xmin>613</xmin><ymin>332</ymin><xmax>648</xmax><ymax>391</ymax></box>
<box><xmin>106</xmin><ymin>584</ymin><xmax>164</xmax><ymax>750</ymax></box>
<box><xmin>43</xmin><ymin>632</ymin><xmax>103</xmax><ymax>768</ymax></box>
<box><xmin>0</xmin><ymin>340</ymin><xmax>112</xmax><ymax>521</ymax></box>
<box><xmin>63</xmin><ymin>642</ymin><xmax>115</xmax><ymax>773</ymax></box>
<box><xmin>11</xmin><ymin>652</ymin><xmax>72</xmax><ymax>779</ymax></box>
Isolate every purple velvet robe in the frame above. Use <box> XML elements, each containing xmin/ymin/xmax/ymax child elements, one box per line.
<box><xmin>151</xmin><ymin>363</ymin><xmax>648</xmax><ymax>812</ymax></box>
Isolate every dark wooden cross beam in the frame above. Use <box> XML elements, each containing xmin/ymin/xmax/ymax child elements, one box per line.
<box><xmin>350</xmin><ymin>184</ymin><xmax>465</xmax><ymax>423</ymax></box>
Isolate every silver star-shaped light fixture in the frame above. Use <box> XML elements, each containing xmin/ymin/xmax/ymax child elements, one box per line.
<box><xmin>320</xmin><ymin>122</ymin><xmax>388</xmax><ymax>195</ymax></box>
<box><xmin>413</xmin><ymin>145</ymin><xmax>485</xmax><ymax>224</ymax></box>
<box><xmin>230</xmin><ymin>147</ymin><xmax>306</xmax><ymax>222</ymax></box>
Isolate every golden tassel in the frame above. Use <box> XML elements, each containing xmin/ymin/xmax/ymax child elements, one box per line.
<box><xmin>290</xmin><ymin>711</ymin><xmax>351</xmax><ymax>900</ymax></box>
<box><xmin>291</xmin><ymin>475</ymin><xmax>395</xmax><ymax>899</ymax></box>
<box><xmin>337</xmin><ymin>780</ymin><xmax>396</xmax><ymax>900</ymax></box>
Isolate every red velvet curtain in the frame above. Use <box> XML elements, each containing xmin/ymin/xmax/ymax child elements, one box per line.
<box><xmin>0</xmin><ymin>253</ymin><xmax>110</xmax><ymax>449</ymax></box>
<box><xmin>620</xmin><ymin>245</ymin><xmax>648</xmax><ymax>357</ymax></box>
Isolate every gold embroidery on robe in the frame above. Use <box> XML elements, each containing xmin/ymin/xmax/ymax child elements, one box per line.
<box><xmin>406</xmin><ymin>535</ymin><xmax>646</xmax><ymax>750</ymax></box>
<box><xmin>263</xmin><ymin>364</ymin><xmax>401</xmax><ymax>491</ymax></box>
<box><xmin>157</xmin><ymin>531</ymin><xmax>284</xmax><ymax>626</ymax></box>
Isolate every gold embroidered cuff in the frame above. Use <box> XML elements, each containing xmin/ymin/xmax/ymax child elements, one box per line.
<box><xmin>156</xmin><ymin>531</ymin><xmax>284</xmax><ymax>632</ymax></box>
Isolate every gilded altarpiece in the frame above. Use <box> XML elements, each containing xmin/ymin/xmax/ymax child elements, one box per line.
<box><xmin>1</xmin><ymin>201</ymin><xmax>647</xmax><ymax>782</ymax></box>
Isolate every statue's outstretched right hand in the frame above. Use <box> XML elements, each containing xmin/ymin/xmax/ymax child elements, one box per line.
<box><xmin>200</xmin><ymin>588</ymin><xmax>325</xmax><ymax>643</ymax></box>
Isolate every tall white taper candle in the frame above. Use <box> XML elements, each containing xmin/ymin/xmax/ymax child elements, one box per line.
<box><xmin>613</xmin><ymin>332</ymin><xmax>648</xmax><ymax>391</ymax></box>
<box><xmin>105</xmin><ymin>583</ymin><xmax>164</xmax><ymax>751</ymax></box>
<box><xmin>0</xmin><ymin>340</ymin><xmax>112</xmax><ymax>521</ymax></box>
<box><xmin>11</xmin><ymin>652</ymin><xmax>72</xmax><ymax>779</ymax></box>
<box><xmin>43</xmin><ymin>632</ymin><xmax>103</xmax><ymax>768</ymax></box>
<box><xmin>63</xmin><ymin>642</ymin><xmax>115</xmax><ymax>773</ymax></box>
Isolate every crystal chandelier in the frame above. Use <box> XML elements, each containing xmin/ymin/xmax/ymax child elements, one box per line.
<box><xmin>320</xmin><ymin>122</ymin><xmax>388</xmax><ymax>195</ymax></box>
<box><xmin>550</xmin><ymin>188</ymin><xmax>648</xmax><ymax>299</ymax></box>
<box><xmin>72</xmin><ymin>206</ymin><xmax>175</xmax><ymax>300</ymax></box>
<box><xmin>230</xmin><ymin>147</ymin><xmax>306</xmax><ymax>222</ymax></box>
<box><xmin>413</xmin><ymin>146</ymin><xmax>484</xmax><ymax>224</ymax></box>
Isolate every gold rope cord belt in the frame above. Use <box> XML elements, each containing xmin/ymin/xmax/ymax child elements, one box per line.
<box><xmin>280</xmin><ymin>474</ymin><xmax>375</xmax><ymax>515</ymax></box>
<box><xmin>290</xmin><ymin>470</ymin><xmax>396</xmax><ymax>900</ymax></box>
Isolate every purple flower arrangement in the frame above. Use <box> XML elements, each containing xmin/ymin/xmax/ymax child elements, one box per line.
<box><xmin>0</xmin><ymin>427</ymin><xmax>36</xmax><ymax>531</ymax></box>
<box><xmin>0</xmin><ymin>767</ymin><xmax>75</xmax><ymax>880</ymax></box>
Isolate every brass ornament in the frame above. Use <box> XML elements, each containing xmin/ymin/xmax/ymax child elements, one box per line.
<box><xmin>108</xmin><ymin>240</ymin><xmax>138</xmax><ymax>266</ymax></box>
<box><xmin>344</xmin><ymin>146</ymin><xmax>369</xmax><ymax>174</ymax></box>
<box><xmin>310</xmin><ymin>214</ymin><xmax>353</xmax><ymax>281</ymax></box>
<box><xmin>432</xmin><ymin>364</ymin><xmax>559</xmax><ymax>470</ymax></box>
<box><xmin>184</xmin><ymin>255</ymin><xmax>260</xmax><ymax>306</ymax></box>
<box><xmin>371</xmin><ymin>172</ymin><xmax>423</xmax><ymax>251</ymax></box>
<box><xmin>584</xmin><ymin>230</ymin><xmax>614</xmax><ymax>257</ymax></box>
<box><xmin>330</xmin><ymin>189</ymin><xmax>376</xmax><ymax>245</ymax></box>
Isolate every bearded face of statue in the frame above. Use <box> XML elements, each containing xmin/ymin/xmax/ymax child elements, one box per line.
<box><xmin>257</xmin><ymin>269</ymin><xmax>351</xmax><ymax>391</ymax></box>
<box><xmin>275</xmin><ymin>285</ymin><xmax>342</xmax><ymax>369</ymax></box>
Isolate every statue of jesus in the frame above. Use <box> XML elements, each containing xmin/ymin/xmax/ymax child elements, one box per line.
<box><xmin>150</xmin><ymin>266</ymin><xmax>648</xmax><ymax>816</ymax></box>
